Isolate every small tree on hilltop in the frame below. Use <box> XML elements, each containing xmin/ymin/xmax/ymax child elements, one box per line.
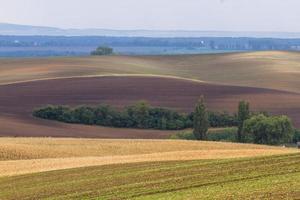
<box><xmin>91</xmin><ymin>46</ymin><xmax>113</xmax><ymax>56</ymax></box>
<box><xmin>193</xmin><ymin>97</ymin><xmax>209</xmax><ymax>140</ymax></box>
<box><xmin>237</xmin><ymin>101</ymin><xmax>250</xmax><ymax>142</ymax></box>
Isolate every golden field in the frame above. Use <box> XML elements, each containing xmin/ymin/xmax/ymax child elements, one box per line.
<box><xmin>0</xmin><ymin>138</ymin><xmax>297</xmax><ymax>177</ymax></box>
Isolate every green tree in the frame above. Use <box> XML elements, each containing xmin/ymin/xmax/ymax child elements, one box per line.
<box><xmin>91</xmin><ymin>46</ymin><xmax>113</xmax><ymax>56</ymax></box>
<box><xmin>293</xmin><ymin>129</ymin><xmax>300</xmax><ymax>143</ymax></box>
<box><xmin>237</xmin><ymin>101</ymin><xmax>250</xmax><ymax>142</ymax></box>
<box><xmin>160</xmin><ymin>117</ymin><xmax>167</xmax><ymax>130</ymax></box>
<box><xmin>193</xmin><ymin>97</ymin><xmax>209</xmax><ymax>140</ymax></box>
<box><xmin>73</xmin><ymin>106</ymin><xmax>95</xmax><ymax>125</ymax></box>
<box><xmin>131</xmin><ymin>101</ymin><xmax>150</xmax><ymax>128</ymax></box>
<box><xmin>243</xmin><ymin>114</ymin><xmax>294</xmax><ymax>145</ymax></box>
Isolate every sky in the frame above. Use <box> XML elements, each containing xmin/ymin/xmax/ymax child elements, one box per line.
<box><xmin>0</xmin><ymin>0</ymin><xmax>300</xmax><ymax>32</ymax></box>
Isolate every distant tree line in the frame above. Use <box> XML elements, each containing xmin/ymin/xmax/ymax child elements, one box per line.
<box><xmin>1</xmin><ymin>35</ymin><xmax>300</xmax><ymax>51</ymax></box>
<box><xmin>33</xmin><ymin>102</ymin><xmax>190</xmax><ymax>130</ymax></box>
<box><xmin>33</xmin><ymin>101</ymin><xmax>238</xmax><ymax>131</ymax></box>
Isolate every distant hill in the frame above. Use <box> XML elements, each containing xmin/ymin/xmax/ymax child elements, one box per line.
<box><xmin>2</xmin><ymin>22</ymin><xmax>300</xmax><ymax>38</ymax></box>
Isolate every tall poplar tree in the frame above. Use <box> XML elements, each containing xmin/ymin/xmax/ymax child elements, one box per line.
<box><xmin>193</xmin><ymin>97</ymin><xmax>209</xmax><ymax>140</ymax></box>
<box><xmin>237</xmin><ymin>101</ymin><xmax>250</xmax><ymax>142</ymax></box>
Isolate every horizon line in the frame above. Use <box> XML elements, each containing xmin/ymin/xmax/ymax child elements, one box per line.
<box><xmin>2</xmin><ymin>22</ymin><xmax>300</xmax><ymax>34</ymax></box>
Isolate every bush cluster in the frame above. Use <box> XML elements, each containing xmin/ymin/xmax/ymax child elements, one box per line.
<box><xmin>170</xmin><ymin>127</ymin><xmax>238</xmax><ymax>142</ymax></box>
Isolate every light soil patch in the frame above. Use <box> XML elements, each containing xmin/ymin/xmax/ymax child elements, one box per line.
<box><xmin>0</xmin><ymin>115</ymin><xmax>175</xmax><ymax>139</ymax></box>
<box><xmin>0</xmin><ymin>138</ymin><xmax>297</xmax><ymax>177</ymax></box>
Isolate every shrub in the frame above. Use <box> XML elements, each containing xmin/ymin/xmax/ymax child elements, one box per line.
<box><xmin>208</xmin><ymin>127</ymin><xmax>237</xmax><ymax>142</ymax></box>
<box><xmin>33</xmin><ymin>105</ymin><xmax>70</xmax><ymax>121</ymax></box>
<box><xmin>169</xmin><ymin>131</ymin><xmax>196</xmax><ymax>140</ymax></box>
<box><xmin>243</xmin><ymin>114</ymin><xmax>294</xmax><ymax>145</ymax></box>
<box><xmin>170</xmin><ymin>127</ymin><xmax>237</xmax><ymax>142</ymax></box>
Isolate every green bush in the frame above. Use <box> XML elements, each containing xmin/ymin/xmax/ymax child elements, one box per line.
<box><xmin>243</xmin><ymin>114</ymin><xmax>294</xmax><ymax>145</ymax></box>
<box><xmin>170</xmin><ymin>127</ymin><xmax>237</xmax><ymax>142</ymax></box>
<box><xmin>33</xmin><ymin>105</ymin><xmax>70</xmax><ymax>121</ymax></box>
<box><xmin>169</xmin><ymin>131</ymin><xmax>196</xmax><ymax>140</ymax></box>
<box><xmin>208</xmin><ymin>127</ymin><xmax>237</xmax><ymax>142</ymax></box>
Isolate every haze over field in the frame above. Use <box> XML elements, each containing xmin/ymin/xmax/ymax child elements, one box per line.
<box><xmin>2</xmin><ymin>23</ymin><xmax>300</xmax><ymax>38</ymax></box>
<box><xmin>1</xmin><ymin>0</ymin><xmax>300</xmax><ymax>33</ymax></box>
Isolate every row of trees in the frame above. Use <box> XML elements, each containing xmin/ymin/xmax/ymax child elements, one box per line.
<box><xmin>193</xmin><ymin>98</ymin><xmax>295</xmax><ymax>145</ymax></box>
<box><xmin>33</xmin><ymin>102</ymin><xmax>239</xmax><ymax>131</ymax></box>
<box><xmin>34</xmin><ymin>98</ymin><xmax>296</xmax><ymax>145</ymax></box>
<box><xmin>34</xmin><ymin>102</ymin><xmax>189</xmax><ymax>130</ymax></box>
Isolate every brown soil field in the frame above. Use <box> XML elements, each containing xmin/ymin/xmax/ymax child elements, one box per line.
<box><xmin>0</xmin><ymin>115</ymin><xmax>174</xmax><ymax>139</ymax></box>
<box><xmin>0</xmin><ymin>76</ymin><xmax>300</xmax><ymax>138</ymax></box>
<box><xmin>1</xmin><ymin>51</ymin><xmax>300</xmax><ymax>93</ymax></box>
<box><xmin>0</xmin><ymin>138</ymin><xmax>297</xmax><ymax>177</ymax></box>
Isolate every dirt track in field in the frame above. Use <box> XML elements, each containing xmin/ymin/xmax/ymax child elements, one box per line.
<box><xmin>0</xmin><ymin>76</ymin><xmax>300</xmax><ymax>138</ymax></box>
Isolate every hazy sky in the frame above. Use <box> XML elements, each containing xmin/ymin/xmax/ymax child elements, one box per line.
<box><xmin>0</xmin><ymin>0</ymin><xmax>300</xmax><ymax>32</ymax></box>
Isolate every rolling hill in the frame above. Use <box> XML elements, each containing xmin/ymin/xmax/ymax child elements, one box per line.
<box><xmin>0</xmin><ymin>76</ymin><xmax>300</xmax><ymax>138</ymax></box>
<box><xmin>1</xmin><ymin>51</ymin><xmax>300</xmax><ymax>138</ymax></box>
<box><xmin>0</xmin><ymin>51</ymin><xmax>299</xmax><ymax>199</ymax></box>
<box><xmin>1</xmin><ymin>51</ymin><xmax>300</xmax><ymax>93</ymax></box>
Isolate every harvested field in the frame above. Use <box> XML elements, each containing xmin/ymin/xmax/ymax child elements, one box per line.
<box><xmin>0</xmin><ymin>137</ymin><xmax>292</xmax><ymax>161</ymax></box>
<box><xmin>1</xmin><ymin>154</ymin><xmax>300</xmax><ymax>199</ymax></box>
<box><xmin>0</xmin><ymin>76</ymin><xmax>300</xmax><ymax>138</ymax></box>
<box><xmin>0</xmin><ymin>138</ymin><xmax>296</xmax><ymax>177</ymax></box>
<box><xmin>1</xmin><ymin>51</ymin><xmax>300</xmax><ymax>93</ymax></box>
